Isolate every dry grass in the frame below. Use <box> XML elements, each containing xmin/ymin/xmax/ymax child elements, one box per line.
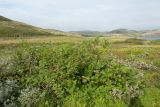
<box><xmin>0</xmin><ymin>36</ymin><xmax>128</xmax><ymax>45</ymax></box>
<box><xmin>0</xmin><ymin>36</ymin><xmax>86</xmax><ymax>45</ymax></box>
<box><xmin>102</xmin><ymin>35</ymin><xmax>131</xmax><ymax>42</ymax></box>
<box><xmin>0</xmin><ymin>36</ymin><xmax>159</xmax><ymax>48</ymax></box>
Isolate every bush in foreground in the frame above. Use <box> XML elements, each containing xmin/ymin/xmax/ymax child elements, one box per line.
<box><xmin>1</xmin><ymin>39</ymin><xmax>143</xmax><ymax>107</ymax></box>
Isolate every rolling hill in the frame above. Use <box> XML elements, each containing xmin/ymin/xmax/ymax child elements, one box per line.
<box><xmin>0</xmin><ymin>16</ymin><xmax>53</xmax><ymax>37</ymax></box>
<box><xmin>46</xmin><ymin>29</ymin><xmax>81</xmax><ymax>37</ymax></box>
<box><xmin>1</xmin><ymin>15</ymin><xmax>159</xmax><ymax>38</ymax></box>
<box><xmin>70</xmin><ymin>30</ymin><xmax>103</xmax><ymax>37</ymax></box>
<box><xmin>107</xmin><ymin>29</ymin><xmax>142</xmax><ymax>35</ymax></box>
<box><xmin>143</xmin><ymin>29</ymin><xmax>160</xmax><ymax>37</ymax></box>
<box><xmin>70</xmin><ymin>29</ymin><xmax>143</xmax><ymax>37</ymax></box>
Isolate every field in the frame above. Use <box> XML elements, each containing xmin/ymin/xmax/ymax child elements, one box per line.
<box><xmin>0</xmin><ymin>36</ymin><xmax>160</xmax><ymax>107</ymax></box>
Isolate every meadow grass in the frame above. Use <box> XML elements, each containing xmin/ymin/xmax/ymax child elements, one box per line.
<box><xmin>0</xmin><ymin>36</ymin><xmax>85</xmax><ymax>45</ymax></box>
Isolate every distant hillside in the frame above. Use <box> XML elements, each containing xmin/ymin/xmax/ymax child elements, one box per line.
<box><xmin>46</xmin><ymin>29</ymin><xmax>82</xmax><ymax>37</ymax></box>
<box><xmin>143</xmin><ymin>29</ymin><xmax>160</xmax><ymax>37</ymax></box>
<box><xmin>45</xmin><ymin>29</ymin><xmax>67</xmax><ymax>36</ymax></box>
<box><xmin>70</xmin><ymin>29</ymin><xmax>144</xmax><ymax>37</ymax></box>
<box><xmin>0</xmin><ymin>16</ymin><xmax>53</xmax><ymax>37</ymax></box>
<box><xmin>107</xmin><ymin>29</ymin><xmax>143</xmax><ymax>36</ymax></box>
<box><xmin>70</xmin><ymin>30</ymin><xmax>103</xmax><ymax>37</ymax></box>
<box><xmin>1</xmin><ymin>15</ymin><xmax>159</xmax><ymax>38</ymax></box>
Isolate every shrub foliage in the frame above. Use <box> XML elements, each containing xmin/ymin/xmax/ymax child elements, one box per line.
<box><xmin>0</xmin><ymin>39</ymin><xmax>143</xmax><ymax>107</ymax></box>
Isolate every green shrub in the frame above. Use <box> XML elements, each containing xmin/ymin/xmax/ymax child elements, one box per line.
<box><xmin>1</xmin><ymin>39</ymin><xmax>143</xmax><ymax>107</ymax></box>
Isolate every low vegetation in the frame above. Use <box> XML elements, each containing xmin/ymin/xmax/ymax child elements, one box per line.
<box><xmin>0</xmin><ymin>36</ymin><xmax>160</xmax><ymax>107</ymax></box>
<box><xmin>0</xmin><ymin>38</ymin><xmax>146</xmax><ymax>107</ymax></box>
<box><xmin>0</xmin><ymin>15</ymin><xmax>160</xmax><ymax>107</ymax></box>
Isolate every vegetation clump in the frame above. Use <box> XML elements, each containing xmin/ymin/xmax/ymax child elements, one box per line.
<box><xmin>0</xmin><ymin>39</ymin><xmax>144</xmax><ymax>107</ymax></box>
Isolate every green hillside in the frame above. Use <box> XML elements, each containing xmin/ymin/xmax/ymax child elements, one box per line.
<box><xmin>0</xmin><ymin>16</ymin><xmax>52</xmax><ymax>37</ymax></box>
<box><xmin>0</xmin><ymin>16</ymin><xmax>12</xmax><ymax>21</ymax></box>
<box><xmin>70</xmin><ymin>29</ymin><xmax>144</xmax><ymax>37</ymax></box>
<box><xmin>107</xmin><ymin>29</ymin><xmax>143</xmax><ymax>36</ymax></box>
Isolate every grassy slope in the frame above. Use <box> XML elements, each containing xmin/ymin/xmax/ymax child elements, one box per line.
<box><xmin>0</xmin><ymin>16</ymin><xmax>52</xmax><ymax>37</ymax></box>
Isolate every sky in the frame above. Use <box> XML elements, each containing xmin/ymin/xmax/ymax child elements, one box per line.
<box><xmin>0</xmin><ymin>0</ymin><xmax>160</xmax><ymax>31</ymax></box>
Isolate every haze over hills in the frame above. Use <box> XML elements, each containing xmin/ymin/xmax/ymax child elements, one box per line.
<box><xmin>0</xmin><ymin>15</ymin><xmax>160</xmax><ymax>38</ymax></box>
<box><xmin>143</xmin><ymin>29</ymin><xmax>160</xmax><ymax>37</ymax></box>
<box><xmin>70</xmin><ymin>29</ymin><xmax>141</xmax><ymax>37</ymax></box>
<box><xmin>69</xmin><ymin>30</ymin><xmax>102</xmax><ymax>37</ymax></box>
<box><xmin>70</xmin><ymin>29</ymin><xmax>160</xmax><ymax>37</ymax></box>
<box><xmin>45</xmin><ymin>29</ymin><xmax>80</xmax><ymax>37</ymax></box>
<box><xmin>108</xmin><ymin>29</ymin><xmax>142</xmax><ymax>35</ymax></box>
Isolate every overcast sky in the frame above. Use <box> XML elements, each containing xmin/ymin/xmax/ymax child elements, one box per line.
<box><xmin>0</xmin><ymin>0</ymin><xmax>160</xmax><ymax>31</ymax></box>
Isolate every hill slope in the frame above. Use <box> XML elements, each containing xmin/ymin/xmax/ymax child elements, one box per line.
<box><xmin>70</xmin><ymin>30</ymin><xmax>103</xmax><ymax>37</ymax></box>
<box><xmin>143</xmin><ymin>30</ymin><xmax>160</xmax><ymax>37</ymax></box>
<box><xmin>0</xmin><ymin>16</ymin><xmax>52</xmax><ymax>37</ymax></box>
<box><xmin>70</xmin><ymin>29</ymin><xmax>143</xmax><ymax>37</ymax></box>
<box><xmin>106</xmin><ymin>29</ymin><xmax>143</xmax><ymax>36</ymax></box>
